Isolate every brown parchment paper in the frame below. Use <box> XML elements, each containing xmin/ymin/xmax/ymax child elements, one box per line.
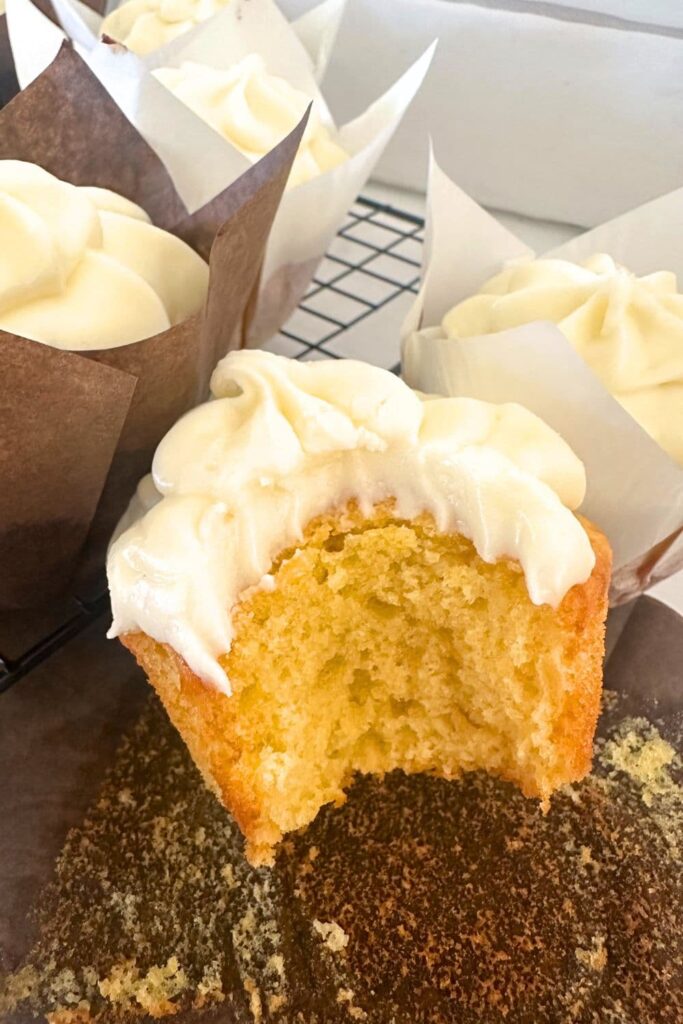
<box><xmin>0</xmin><ymin>0</ymin><xmax>108</xmax><ymax>108</ymax></box>
<box><xmin>0</xmin><ymin>15</ymin><xmax>19</xmax><ymax>107</ymax></box>
<box><xmin>0</xmin><ymin>44</ymin><xmax>307</xmax><ymax>609</ymax></box>
<box><xmin>0</xmin><ymin>338</ymin><xmax>136</xmax><ymax>605</ymax></box>
<box><xmin>0</xmin><ymin>600</ymin><xmax>680</xmax><ymax>1023</ymax></box>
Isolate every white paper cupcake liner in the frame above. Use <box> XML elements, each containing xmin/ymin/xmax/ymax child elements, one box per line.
<box><xmin>402</xmin><ymin>154</ymin><xmax>683</xmax><ymax>605</ymax></box>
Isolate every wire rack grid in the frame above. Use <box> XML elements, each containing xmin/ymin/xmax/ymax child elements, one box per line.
<box><xmin>0</xmin><ymin>197</ymin><xmax>424</xmax><ymax>695</ymax></box>
<box><xmin>265</xmin><ymin>197</ymin><xmax>423</xmax><ymax>369</ymax></box>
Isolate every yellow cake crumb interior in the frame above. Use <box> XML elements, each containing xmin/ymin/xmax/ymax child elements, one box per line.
<box><xmin>207</xmin><ymin>507</ymin><xmax>599</xmax><ymax>860</ymax></box>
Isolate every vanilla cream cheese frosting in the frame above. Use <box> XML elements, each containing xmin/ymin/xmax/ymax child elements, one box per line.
<box><xmin>154</xmin><ymin>56</ymin><xmax>348</xmax><ymax>188</ymax></box>
<box><xmin>0</xmin><ymin>160</ymin><xmax>208</xmax><ymax>350</ymax></box>
<box><xmin>443</xmin><ymin>253</ymin><xmax>683</xmax><ymax>466</ymax></box>
<box><xmin>107</xmin><ymin>350</ymin><xmax>595</xmax><ymax>693</ymax></box>
<box><xmin>101</xmin><ymin>0</ymin><xmax>231</xmax><ymax>55</ymax></box>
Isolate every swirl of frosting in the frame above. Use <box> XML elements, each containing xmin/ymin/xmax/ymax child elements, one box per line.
<box><xmin>442</xmin><ymin>253</ymin><xmax>683</xmax><ymax>466</ymax></box>
<box><xmin>0</xmin><ymin>161</ymin><xmax>209</xmax><ymax>350</ymax></box>
<box><xmin>101</xmin><ymin>0</ymin><xmax>232</xmax><ymax>56</ymax></box>
<box><xmin>107</xmin><ymin>350</ymin><xmax>595</xmax><ymax>693</ymax></box>
<box><xmin>153</xmin><ymin>56</ymin><xmax>348</xmax><ymax>188</ymax></box>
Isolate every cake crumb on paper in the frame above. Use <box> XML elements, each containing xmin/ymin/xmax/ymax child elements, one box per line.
<box><xmin>97</xmin><ymin>957</ymin><xmax>188</xmax><ymax>1016</ymax></box>
<box><xmin>597</xmin><ymin>716</ymin><xmax>682</xmax><ymax>855</ymax></box>
<box><xmin>575</xmin><ymin>935</ymin><xmax>607</xmax><ymax>973</ymax></box>
<box><xmin>242</xmin><ymin>977</ymin><xmax>262</xmax><ymax>1023</ymax></box>
<box><xmin>601</xmin><ymin>720</ymin><xmax>677</xmax><ymax>804</ymax></box>
<box><xmin>313</xmin><ymin>919</ymin><xmax>350</xmax><ymax>953</ymax></box>
<box><xmin>337</xmin><ymin>986</ymin><xmax>367</xmax><ymax>1020</ymax></box>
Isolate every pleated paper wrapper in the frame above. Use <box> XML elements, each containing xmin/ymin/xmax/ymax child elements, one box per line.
<box><xmin>0</xmin><ymin>44</ymin><xmax>307</xmax><ymax>609</ymax></box>
<box><xmin>8</xmin><ymin>0</ymin><xmax>435</xmax><ymax>344</ymax></box>
<box><xmin>402</xmin><ymin>156</ymin><xmax>683</xmax><ymax>606</ymax></box>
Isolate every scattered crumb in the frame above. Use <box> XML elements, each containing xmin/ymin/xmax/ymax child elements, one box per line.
<box><xmin>313</xmin><ymin>919</ymin><xmax>349</xmax><ymax>953</ymax></box>
<box><xmin>598</xmin><ymin>717</ymin><xmax>682</xmax><ymax>855</ymax></box>
<box><xmin>0</xmin><ymin>965</ymin><xmax>41</xmax><ymax>1014</ymax></box>
<box><xmin>97</xmin><ymin>963</ymin><xmax>137</xmax><ymax>1006</ymax></box>
<box><xmin>46</xmin><ymin>1004</ymin><xmax>92</xmax><ymax>1024</ymax></box>
<box><xmin>97</xmin><ymin>957</ymin><xmax>188</xmax><ymax>1016</ymax></box>
<box><xmin>267</xmin><ymin>992</ymin><xmax>287</xmax><ymax>1013</ymax></box>
<box><xmin>578</xmin><ymin>844</ymin><xmax>600</xmax><ymax>872</ymax></box>
<box><xmin>601</xmin><ymin>720</ymin><xmax>677</xmax><ymax>806</ymax></box>
<box><xmin>194</xmin><ymin>959</ymin><xmax>224</xmax><ymax>1007</ymax></box>
<box><xmin>267</xmin><ymin>954</ymin><xmax>285</xmax><ymax>982</ymax></box>
<box><xmin>600</xmin><ymin>689</ymin><xmax>620</xmax><ymax>712</ymax></box>
<box><xmin>242</xmin><ymin>977</ymin><xmax>262</xmax><ymax>1023</ymax></box>
<box><xmin>575</xmin><ymin>935</ymin><xmax>607</xmax><ymax>973</ymax></box>
<box><xmin>336</xmin><ymin>987</ymin><xmax>367</xmax><ymax>1020</ymax></box>
<box><xmin>221</xmin><ymin>863</ymin><xmax>237</xmax><ymax>888</ymax></box>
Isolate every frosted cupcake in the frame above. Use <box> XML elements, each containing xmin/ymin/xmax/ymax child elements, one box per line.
<box><xmin>101</xmin><ymin>0</ymin><xmax>232</xmax><ymax>56</ymax></box>
<box><xmin>443</xmin><ymin>254</ymin><xmax>683</xmax><ymax>466</ymax></box>
<box><xmin>154</xmin><ymin>55</ymin><xmax>348</xmax><ymax>188</ymax></box>
<box><xmin>0</xmin><ymin>160</ymin><xmax>208</xmax><ymax>349</ymax></box>
<box><xmin>109</xmin><ymin>349</ymin><xmax>610</xmax><ymax>864</ymax></box>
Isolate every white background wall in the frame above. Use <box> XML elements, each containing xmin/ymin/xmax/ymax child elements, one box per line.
<box><xmin>283</xmin><ymin>0</ymin><xmax>683</xmax><ymax>227</ymax></box>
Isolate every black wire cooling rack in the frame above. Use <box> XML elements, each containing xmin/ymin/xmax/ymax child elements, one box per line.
<box><xmin>0</xmin><ymin>196</ymin><xmax>424</xmax><ymax>696</ymax></box>
<box><xmin>266</xmin><ymin>196</ymin><xmax>423</xmax><ymax>369</ymax></box>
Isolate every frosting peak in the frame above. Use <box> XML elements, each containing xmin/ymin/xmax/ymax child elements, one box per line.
<box><xmin>153</xmin><ymin>56</ymin><xmax>348</xmax><ymax>188</ymax></box>
<box><xmin>443</xmin><ymin>253</ymin><xmax>683</xmax><ymax>465</ymax></box>
<box><xmin>0</xmin><ymin>161</ymin><xmax>209</xmax><ymax>351</ymax></box>
<box><xmin>108</xmin><ymin>351</ymin><xmax>595</xmax><ymax>693</ymax></box>
<box><xmin>101</xmin><ymin>0</ymin><xmax>232</xmax><ymax>55</ymax></box>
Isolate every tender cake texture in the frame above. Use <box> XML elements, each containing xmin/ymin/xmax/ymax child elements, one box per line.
<box><xmin>123</xmin><ymin>502</ymin><xmax>610</xmax><ymax>866</ymax></box>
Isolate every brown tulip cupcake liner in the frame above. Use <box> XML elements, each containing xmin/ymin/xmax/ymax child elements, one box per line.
<box><xmin>0</xmin><ymin>44</ymin><xmax>307</xmax><ymax>609</ymax></box>
<box><xmin>0</xmin><ymin>15</ymin><xmax>19</xmax><ymax>105</ymax></box>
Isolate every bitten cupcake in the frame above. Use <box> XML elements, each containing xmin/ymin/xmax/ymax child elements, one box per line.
<box><xmin>0</xmin><ymin>160</ymin><xmax>208</xmax><ymax>350</ymax></box>
<box><xmin>100</xmin><ymin>0</ymin><xmax>232</xmax><ymax>56</ymax></box>
<box><xmin>442</xmin><ymin>254</ymin><xmax>683</xmax><ymax>467</ymax></box>
<box><xmin>154</xmin><ymin>55</ymin><xmax>348</xmax><ymax>188</ymax></box>
<box><xmin>108</xmin><ymin>349</ymin><xmax>610</xmax><ymax>865</ymax></box>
